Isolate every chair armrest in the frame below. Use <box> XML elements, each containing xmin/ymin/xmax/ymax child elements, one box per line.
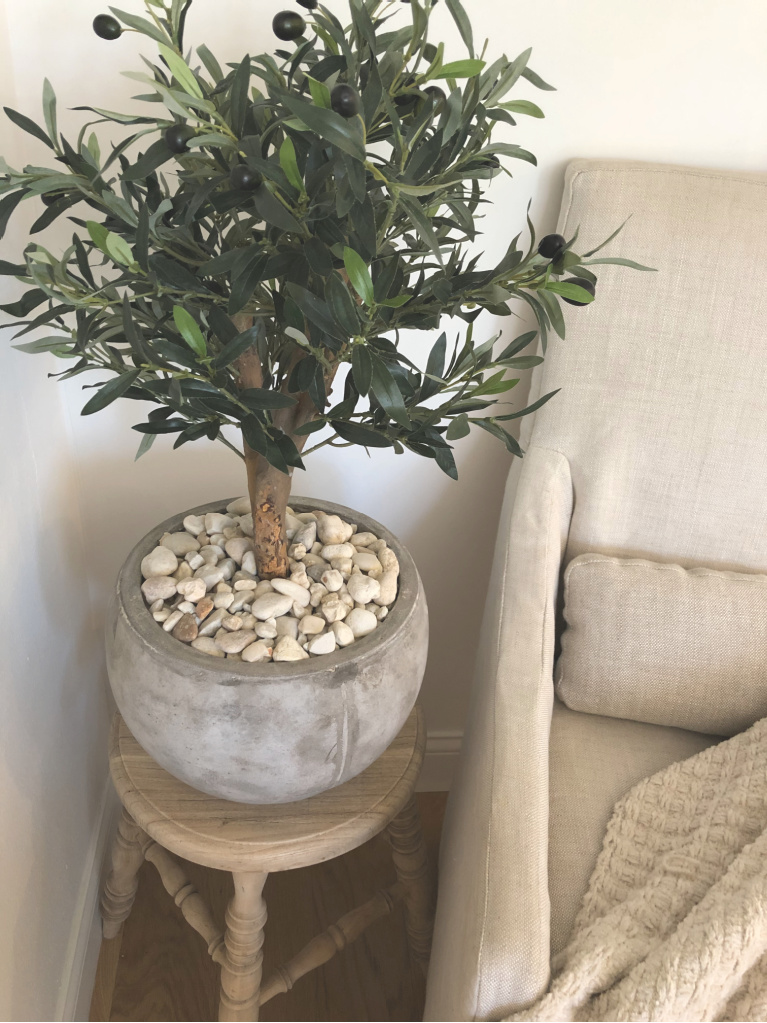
<box><xmin>424</xmin><ymin>446</ymin><xmax>573</xmax><ymax>1022</ymax></box>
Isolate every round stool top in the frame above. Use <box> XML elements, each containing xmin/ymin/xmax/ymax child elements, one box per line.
<box><xmin>109</xmin><ymin>705</ymin><xmax>425</xmax><ymax>872</ymax></box>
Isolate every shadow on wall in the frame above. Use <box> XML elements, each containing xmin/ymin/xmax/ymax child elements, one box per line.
<box><xmin>1</xmin><ymin>449</ymin><xmax>109</xmax><ymax>1020</ymax></box>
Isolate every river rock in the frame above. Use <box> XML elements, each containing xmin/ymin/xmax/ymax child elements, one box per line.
<box><xmin>183</xmin><ymin>514</ymin><xmax>205</xmax><ymax>536</ymax></box>
<box><xmin>241</xmin><ymin>551</ymin><xmax>257</xmax><ymax>576</ymax></box>
<box><xmin>160</xmin><ymin>531</ymin><xmax>201</xmax><ymax>556</ymax></box>
<box><xmin>308</xmin><ymin>631</ymin><xmax>336</xmax><ymax>656</ymax></box>
<box><xmin>172</xmin><ymin>613</ymin><xmax>198</xmax><ymax>643</ymax></box>
<box><xmin>241</xmin><ymin>640</ymin><xmax>273</xmax><ymax>663</ymax></box>
<box><xmin>353</xmin><ymin>551</ymin><xmax>383</xmax><ymax>573</ymax></box>
<box><xmin>225</xmin><ymin>537</ymin><xmax>254</xmax><ymax>565</ymax></box>
<box><xmin>162</xmin><ymin>609</ymin><xmax>183</xmax><ymax>633</ymax></box>
<box><xmin>221</xmin><ymin>614</ymin><xmax>243</xmax><ymax>632</ymax></box>
<box><xmin>256</xmin><ymin>619</ymin><xmax>278</xmax><ymax>639</ymax></box>
<box><xmin>293</xmin><ymin>520</ymin><xmax>317</xmax><ymax>550</ymax></box>
<box><xmin>213</xmin><ymin>592</ymin><xmax>234</xmax><ymax>610</ymax></box>
<box><xmin>196</xmin><ymin>596</ymin><xmax>214</xmax><ymax>621</ymax></box>
<box><xmin>330</xmin><ymin>621</ymin><xmax>355</xmax><ymax>647</ymax></box>
<box><xmin>176</xmin><ymin>577</ymin><xmax>207</xmax><ymax>602</ymax></box>
<box><xmin>198</xmin><ymin>607</ymin><xmax>229</xmax><ymax>637</ymax></box>
<box><xmin>205</xmin><ymin>512</ymin><xmax>235</xmax><ymax>535</ymax></box>
<box><xmin>375</xmin><ymin>570</ymin><xmax>398</xmax><ymax>606</ymax></box>
<box><xmin>379</xmin><ymin>547</ymin><xmax>400</xmax><ymax>575</ymax></box>
<box><xmin>215</xmin><ymin>629</ymin><xmax>257</xmax><ymax>654</ymax></box>
<box><xmin>193</xmin><ymin>564</ymin><xmax>225</xmax><ymax>591</ymax></box>
<box><xmin>271</xmin><ymin>578</ymin><xmax>311</xmax><ymax>607</ymax></box>
<box><xmin>191</xmin><ymin>636</ymin><xmax>225</xmax><ymax>657</ymax></box>
<box><xmin>320</xmin><ymin>595</ymin><xmax>348</xmax><ymax>623</ymax></box>
<box><xmin>275</xmin><ymin>616</ymin><xmax>299</xmax><ymax>639</ymax></box>
<box><xmin>141</xmin><ymin>546</ymin><xmax>178</xmax><ymax>579</ymax></box>
<box><xmin>347</xmin><ymin>573</ymin><xmax>381</xmax><ymax>605</ymax></box>
<box><xmin>272</xmin><ymin>635</ymin><xmax>309</xmax><ymax>662</ymax></box>
<box><xmin>309</xmin><ymin>583</ymin><xmax>328</xmax><ymax>607</ymax></box>
<box><xmin>298</xmin><ymin>614</ymin><xmax>325</xmax><ymax>636</ymax></box>
<box><xmin>320</xmin><ymin>543</ymin><xmax>355</xmax><ymax>561</ymax></box>
<box><xmin>141</xmin><ymin>576</ymin><xmax>178</xmax><ymax>602</ymax></box>
<box><xmin>251</xmin><ymin>592</ymin><xmax>293</xmax><ymax>621</ymax></box>
<box><xmin>239</xmin><ymin>513</ymin><xmax>254</xmax><ymax>537</ymax></box>
<box><xmin>229</xmin><ymin>589</ymin><xmax>255</xmax><ymax>613</ymax></box>
<box><xmin>226</xmin><ymin>497</ymin><xmax>251</xmax><ymax>516</ymax></box>
<box><xmin>185</xmin><ymin>553</ymin><xmax>204</xmax><ymax>571</ymax></box>
<box><xmin>320</xmin><ymin>569</ymin><xmax>344</xmax><ymax>592</ymax></box>
<box><xmin>316</xmin><ymin>513</ymin><xmax>353</xmax><ymax>545</ymax></box>
<box><xmin>350</xmin><ymin>532</ymin><xmax>377</xmax><ymax>547</ymax></box>
<box><xmin>346</xmin><ymin>608</ymin><xmax>378</xmax><ymax>638</ymax></box>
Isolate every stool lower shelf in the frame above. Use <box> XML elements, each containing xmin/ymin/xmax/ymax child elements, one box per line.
<box><xmin>101</xmin><ymin>705</ymin><xmax>434</xmax><ymax>1022</ymax></box>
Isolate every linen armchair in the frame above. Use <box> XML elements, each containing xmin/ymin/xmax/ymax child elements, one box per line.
<box><xmin>424</xmin><ymin>159</ymin><xmax>767</xmax><ymax>1021</ymax></box>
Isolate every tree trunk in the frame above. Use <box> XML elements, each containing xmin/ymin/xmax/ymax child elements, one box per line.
<box><xmin>243</xmin><ymin>443</ymin><xmax>291</xmax><ymax>579</ymax></box>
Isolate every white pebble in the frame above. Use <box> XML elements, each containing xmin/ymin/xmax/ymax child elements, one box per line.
<box><xmin>141</xmin><ymin>546</ymin><xmax>178</xmax><ymax>579</ymax></box>
<box><xmin>205</xmin><ymin>512</ymin><xmax>235</xmax><ymax>534</ymax></box>
<box><xmin>321</xmin><ymin>543</ymin><xmax>355</xmax><ymax>561</ymax></box>
<box><xmin>186</xmin><ymin>553</ymin><xmax>204</xmax><ymax>571</ymax></box>
<box><xmin>375</xmin><ymin>570</ymin><xmax>398</xmax><ymax>606</ymax></box>
<box><xmin>288</xmin><ymin>543</ymin><xmax>307</xmax><ymax>561</ymax></box>
<box><xmin>330</xmin><ymin>557</ymin><xmax>353</xmax><ymax>577</ymax></box>
<box><xmin>253</xmin><ymin>580</ymin><xmax>274</xmax><ymax>598</ymax></box>
<box><xmin>293</xmin><ymin>521</ymin><xmax>317</xmax><ymax>549</ymax></box>
<box><xmin>350</xmin><ymin>532</ymin><xmax>377</xmax><ymax>547</ymax></box>
<box><xmin>153</xmin><ymin>608</ymin><xmax>171</xmax><ymax>623</ymax></box>
<box><xmin>347</xmin><ymin>573</ymin><xmax>381</xmax><ymax>605</ymax></box>
<box><xmin>321</xmin><ymin>569</ymin><xmax>344</xmax><ymax>592</ymax></box>
<box><xmin>298</xmin><ymin>615</ymin><xmax>325</xmax><ymax>636</ymax></box>
<box><xmin>176</xmin><ymin>600</ymin><xmax>195</xmax><ymax>614</ymax></box>
<box><xmin>226</xmin><ymin>497</ymin><xmax>251</xmax><ymax>516</ymax></box>
<box><xmin>320</xmin><ymin>595</ymin><xmax>349</xmax><ymax>623</ymax></box>
<box><xmin>271</xmin><ymin>577</ymin><xmax>311</xmax><ymax>607</ymax></box>
<box><xmin>213</xmin><ymin>592</ymin><xmax>235</xmax><ymax>610</ymax></box>
<box><xmin>191</xmin><ymin>636</ymin><xmax>225</xmax><ymax>658</ymax></box>
<box><xmin>379</xmin><ymin>547</ymin><xmax>400</xmax><ymax>575</ymax></box>
<box><xmin>221</xmin><ymin>614</ymin><xmax>243</xmax><ymax>632</ymax></box>
<box><xmin>346</xmin><ymin>607</ymin><xmax>378</xmax><ymax>638</ymax></box>
<box><xmin>193</xmin><ymin>564</ymin><xmax>225</xmax><ymax>591</ymax></box>
<box><xmin>241</xmin><ymin>551</ymin><xmax>257</xmax><ymax>576</ymax></box>
<box><xmin>309</xmin><ymin>583</ymin><xmax>328</xmax><ymax>607</ymax></box>
<box><xmin>200</xmin><ymin>544</ymin><xmax>224</xmax><ymax>563</ymax></box>
<box><xmin>242</xmin><ymin>640</ymin><xmax>273</xmax><ymax>663</ymax></box>
<box><xmin>251</xmin><ymin>592</ymin><xmax>293</xmax><ymax>620</ymax></box>
<box><xmin>316</xmin><ymin>513</ymin><xmax>353</xmax><ymax>545</ymax></box>
<box><xmin>218</xmin><ymin>558</ymin><xmax>236</xmax><ymax>580</ymax></box>
<box><xmin>215</xmin><ymin>629</ymin><xmax>257</xmax><ymax>654</ymax></box>
<box><xmin>173</xmin><ymin>562</ymin><xmax>193</xmax><ymax>582</ymax></box>
<box><xmin>225</xmin><ymin>537</ymin><xmax>254</xmax><ymax>565</ymax></box>
<box><xmin>141</xmin><ymin>576</ymin><xmax>178</xmax><ymax>602</ymax></box>
<box><xmin>272</xmin><ymin>635</ymin><xmax>309</xmax><ymax>661</ymax></box>
<box><xmin>275</xmin><ymin>616</ymin><xmax>299</xmax><ymax>639</ymax></box>
<box><xmin>256</xmin><ymin>619</ymin><xmax>278</xmax><ymax>639</ymax></box>
<box><xmin>183</xmin><ymin>514</ymin><xmax>205</xmax><ymax>536</ymax></box>
<box><xmin>198</xmin><ymin>607</ymin><xmax>229</xmax><ymax>637</ymax></box>
<box><xmin>353</xmin><ymin>551</ymin><xmax>383</xmax><ymax>573</ymax></box>
<box><xmin>162</xmin><ymin>609</ymin><xmax>183</xmax><ymax>633</ymax></box>
<box><xmin>308</xmin><ymin>631</ymin><xmax>336</xmax><ymax>656</ymax></box>
<box><xmin>239</xmin><ymin>513</ymin><xmax>254</xmax><ymax>537</ymax></box>
<box><xmin>160</xmin><ymin>531</ymin><xmax>201</xmax><ymax>556</ymax></box>
<box><xmin>176</xmin><ymin>577</ymin><xmax>207</xmax><ymax>602</ymax></box>
<box><xmin>330</xmin><ymin>621</ymin><xmax>356</xmax><ymax>647</ymax></box>
<box><xmin>229</xmin><ymin>589</ymin><xmax>255</xmax><ymax>612</ymax></box>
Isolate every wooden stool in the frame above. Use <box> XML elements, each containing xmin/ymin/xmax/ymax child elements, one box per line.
<box><xmin>101</xmin><ymin>705</ymin><xmax>434</xmax><ymax>1021</ymax></box>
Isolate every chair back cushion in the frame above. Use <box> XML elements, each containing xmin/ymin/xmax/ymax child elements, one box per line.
<box><xmin>555</xmin><ymin>553</ymin><xmax>767</xmax><ymax>735</ymax></box>
<box><xmin>528</xmin><ymin>160</ymin><xmax>767</xmax><ymax>577</ymax></box>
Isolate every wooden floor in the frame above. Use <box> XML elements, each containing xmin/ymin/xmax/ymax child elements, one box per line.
<box><xmin>90</xmin><ymin>792</ymin><xmax>447</xmax><ymax>1023</ymax></box>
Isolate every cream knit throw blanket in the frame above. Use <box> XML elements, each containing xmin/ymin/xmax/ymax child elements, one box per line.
<box><xmin>508</xmin><ymin>716</ymin><xmax>767</xmax><ymax>1022</ymax></box>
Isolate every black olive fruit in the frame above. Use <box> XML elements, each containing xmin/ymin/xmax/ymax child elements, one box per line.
<box><xmin>164</xmin><ymin>123</ymin><xmax>195</xmax><ymax>154</ymax></box>
<box><xmin>331</xmin><ymin>84</ymin><xmax>361</xmax><ymax>119</ymax></box>
<box><xmin>230</xmin><ymin>164</ymin><xmax>262</xmax><ymax>191</ymax></box>
<box><xmin>296</xmin><ymin>0</ymin><xmax>318</xmax><ymax>7</ymax></box>
<box><xmin>93</xmin><ymin>14</ymin><xmax>122</xmax><ymax>40</ymax></box>
<box><xmin>273</xmin><ymin>11</ymin><xmax>305</xmax><ymax>40</ymax></box>
<box><xmin>538</xmin><ymin>233</ymin><xmax>567</xmax><ymax>261</ymax></box>
<box><xmin>561</xmin><ymin>277</ymin><xmax>596</xmax><ymax>306</ymax></box>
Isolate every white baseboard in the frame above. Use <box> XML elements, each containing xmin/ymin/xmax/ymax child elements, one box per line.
<box><xmin>57</xmin><ymin>778</ymin><xmax>120</xmax><ymax>1022</ymax></box>
<box><xmin>418</xmin><ymin>730</ymin><xmax>463</xmax><ymax>792</ymax></box>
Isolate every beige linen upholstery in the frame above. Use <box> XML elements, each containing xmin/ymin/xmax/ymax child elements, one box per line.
<box><xmin>548</xmin><ymin>698</ymin><xmax>719</xmax><ymax>956</ymax></box>
<box><xmin>426</xmin><ymin>445</ymin><xmax>572</xmax><ymax>1021</ymax></box>
<box><xmin>555</xmin><ymin>554</ymin><xmax>767</xmax><ymax>735</ymax></box>
<box><xmin>425</xmin><ymin>159</ymin><xmax>767</xmax><ymax>1022</ymax></box>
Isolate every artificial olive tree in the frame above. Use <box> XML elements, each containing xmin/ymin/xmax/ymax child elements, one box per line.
<box><xmin>0</xmin><ymin>0</ymin><xmax>648</xmax><ymax>577</ymax></box>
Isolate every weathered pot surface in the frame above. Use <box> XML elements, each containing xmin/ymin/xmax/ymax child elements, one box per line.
<box><xmin>106</xmin><ymin>496</ymin><xmax>428</xmax><ymax>804</ymax></box>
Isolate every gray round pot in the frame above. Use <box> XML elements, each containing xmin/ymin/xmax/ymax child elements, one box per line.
<box><xmin>105</xmin><ymin>496</ymin><xmax>428</xmax><ymax>804</ymax></box>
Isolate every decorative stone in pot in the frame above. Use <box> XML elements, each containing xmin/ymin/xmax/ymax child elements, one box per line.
<box><xmin>106</xmin><ymin>496</ymin><xmax>428</xmax><ymax>804</ymax></box>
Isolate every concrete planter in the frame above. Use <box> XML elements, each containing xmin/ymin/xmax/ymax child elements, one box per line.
<box><xmin>105</xmin><ymin>497</ymin><xmax>428</xmax><ymax>804</ymax></box>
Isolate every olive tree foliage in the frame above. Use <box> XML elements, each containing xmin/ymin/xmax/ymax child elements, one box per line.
<box><xmin>0</xmin><ymin>0</ymin><xmax>648</xmax><ymax>479</ymax></box>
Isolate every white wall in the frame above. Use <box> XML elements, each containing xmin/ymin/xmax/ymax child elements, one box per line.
<box><xmin>1</xmin><ymin>2</ymin><xmax>766</xmax><ymax>1016</ymax></box>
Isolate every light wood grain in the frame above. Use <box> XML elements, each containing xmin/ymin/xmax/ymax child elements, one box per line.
<box><xmin>109</xmin><ymin>706</ymin><xmax>426</xmax><ymax>872</ymax></box>
<box><xmin>219</xmin><ymin>872</ymin><xmax>268</xmax><ymax>1022</ymax></box>
<box><xmin>101</xmin><ymin>808</ymin><xmax>145</xmax><ymax>939</ymax></box>
<box><xmin>386</xmin><ymin>796</ymin><xmax>436</xmax><ymax>973</ymax></box>
<box><xmin>91</xmin><ymin>793</ymin><xmax>447</xmax><ymax>1021</ymax></box>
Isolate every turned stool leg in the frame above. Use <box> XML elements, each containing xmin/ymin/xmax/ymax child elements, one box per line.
<box><xmin>219</xmin><ymin>871</ymin><xmax>269</xmax><ymax>1022</ymax></box>
<box><xmin>386</xmin><ymin>796</ymin><xmax>436</xmax><ymax>974</ymax></box>
<box><xmin>101</xmin><ymin>807</ymin><xmax>146</xmax><ymax>939</ymax></box>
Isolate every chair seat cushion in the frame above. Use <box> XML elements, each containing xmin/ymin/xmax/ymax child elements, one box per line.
<box><xmin>555</xmin><ymin>553</ymin><xmax>767</xmax><ymax>735</ymax></box>
<box><xmin>548</xmin><ymin>698</ymin><xmax>720</xmax><ymax>956</ymax></box>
